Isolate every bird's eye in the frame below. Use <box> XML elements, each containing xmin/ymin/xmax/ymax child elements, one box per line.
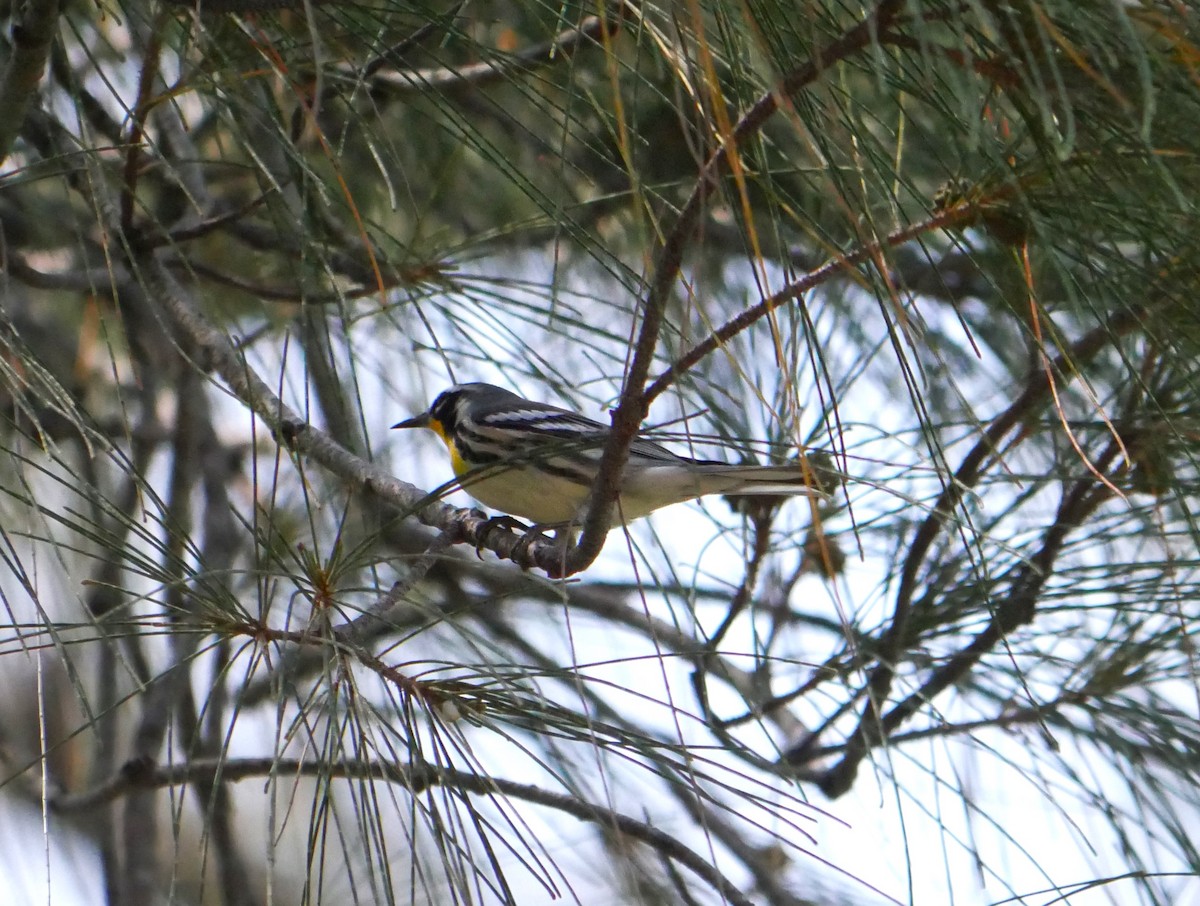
<box><xmin>431</xmin><ymin>392</ymin><xmax>458</xmax><ymax>429</ymax></box>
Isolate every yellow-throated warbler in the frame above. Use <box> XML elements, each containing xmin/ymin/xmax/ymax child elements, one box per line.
<box><xmin>393</xmin><ymin>382</ymin><xmax>822</xmax><ymax>526</ymax></box>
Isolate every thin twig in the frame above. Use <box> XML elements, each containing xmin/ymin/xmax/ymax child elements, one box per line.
<box><xmin>364</xmin><ymin>11</ymin><xmax>627</xmax><ymax>97</ymax></box>
<box><xmin>360</xmin><ymin>532</ymin><xmax>455</xmax><ymax>626</ymax></box>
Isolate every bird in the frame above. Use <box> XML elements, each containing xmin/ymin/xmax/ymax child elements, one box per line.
<box><xmin>392</xmin><ymin>382</ymin><xmax>824</xmax><ymax>526</ymax></box>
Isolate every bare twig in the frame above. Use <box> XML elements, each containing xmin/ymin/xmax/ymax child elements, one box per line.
<box><xmin>363</xmin><ymin>10</ymin><xmax>627</xmax><ymax>97</ymax></box>
<box><xmin>705</xmin><ymin>506</ymin><xmax>777</xmax><ymax>650</ymax></box>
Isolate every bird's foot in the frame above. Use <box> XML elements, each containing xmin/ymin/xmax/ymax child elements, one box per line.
<box><xmin>513</xmin><ymin>522</ymin><xmax>573</xmax><ymax>569</ymax></box>
<box><xmin>471</xmin><ymin>513</ymin><xmax>574</xmax><ymax>569</ymax></box>
<box><xmin>474</xmin><ymin>513</ymin><xmax>530</xmax><ymax>559</ymax></box>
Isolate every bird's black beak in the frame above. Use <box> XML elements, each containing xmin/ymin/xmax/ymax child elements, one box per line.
<box><xmin>391</xmin><ymin>412</ymin><xmax>430</xmax><ymax>430</ymax></box>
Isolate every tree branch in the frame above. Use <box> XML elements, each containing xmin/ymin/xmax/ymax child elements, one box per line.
<box><xmin>0</xmin><ymin>0</ymin><xmax>61</xmax><ymax>166</ymax></box>
<box><xmin>363</xmin><ymin>9</ymin><xmax>628</xmax><ymax>97</ymax></box>
<box><xmin>57</xmin><ymin>756</ymin><xmax>758</xmax><ymax>906</ymax></box>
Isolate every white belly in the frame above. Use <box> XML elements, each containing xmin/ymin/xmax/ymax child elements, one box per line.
<box><xmin>460</xmin><ymin>465</ymin><xmax>593</xmax><ymax>524</ymax></box>
<box><xmin>459</xmin><ymin>464</ymin><xmax>684</xmax><ymax>525</ymax></box>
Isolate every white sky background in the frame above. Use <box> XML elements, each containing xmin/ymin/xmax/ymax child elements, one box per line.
<box><xmin>1</xmin><ymin>250</ymin><xmax>1198</xmax><ymax>904</ymax></box>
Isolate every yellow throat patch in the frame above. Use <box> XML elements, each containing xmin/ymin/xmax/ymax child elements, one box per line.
<box><xmin>428</xmin><ymin>418</ymin><xmax>470</xmax><ymax>478</ymax></box>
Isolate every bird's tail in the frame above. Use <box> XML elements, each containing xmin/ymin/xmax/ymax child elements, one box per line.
<box><xmin>695</xmin><ymin>463</ymin><xmax>826</xmax><ymax>497</ymax></box>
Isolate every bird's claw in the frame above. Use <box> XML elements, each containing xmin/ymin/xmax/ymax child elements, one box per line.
<box><xmin>474</xmin><ymin>514</ymin><xmax>530</xmax><ymax>559</ymax></box>
<box><xmin>511</xmin><ymin>524</ymin><xmax>555</xmax><ymax>569</ymax></box>
<box><xmin>470</xmin><ymin>513</ymin><xmax>571</xmax><ymax>569</ymax></box>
